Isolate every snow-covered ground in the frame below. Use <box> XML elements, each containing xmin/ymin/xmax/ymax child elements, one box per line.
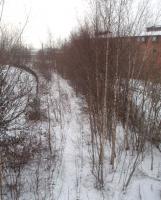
<box><xmin>2</xmin><ymin>68</ymin><xmax>161</xmax><ymax>199</ymax></box>
<box><xmin>49</xmin><ymin>74</ymin><xmax>161</xmax><ymax>200</ymax></box>
<box><xmin>48</xmin><ymin>74</ymin><xmax>105</xmax><ymax>200</ymax></box>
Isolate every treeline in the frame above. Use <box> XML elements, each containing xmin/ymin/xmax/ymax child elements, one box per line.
<box><xmin>0</xmin><ymin>30</ymin><xmax>31</xmax><ymax>66</ymax></box>
<box><xmin>51</xmin><ymin>0</ymin><xmax>161</xmax><ymax>188</ymax></box>
<box><xmin>1</xmin><ymin>0</ymin><xmax>160</xmax><ymax>193</ymax></box>
<box><xmin>0</xmin><ymin>15</ymin><xmax>59</xmax><ymax>200</ymax></box>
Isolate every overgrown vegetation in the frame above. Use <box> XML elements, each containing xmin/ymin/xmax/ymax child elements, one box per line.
<box><xmin>0</xmin><ymin>0</ymin><xmax>161</xmax><ymax>198</ymax></box>
<box><xmin>52</xmin><ymin>0</ymin><xmax>161</xmax><ymax>189</ymax></box>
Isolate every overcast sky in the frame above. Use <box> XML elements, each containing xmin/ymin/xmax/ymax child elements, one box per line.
<box><xmin>1</xmin><ymin>0</ymin><xmax>160</xmax><ymax>48</ymax></box>
<box><xmin>2</xmin><ymin>0</ymin><xmax>89</xmax><ymax>48</ymax></box>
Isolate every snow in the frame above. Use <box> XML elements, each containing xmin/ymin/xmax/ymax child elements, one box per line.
<box><xmin>124</xmin><ymin>179</ymin><xmax>161</xmax><ymax>200</ymax></box>
<box><xmin>2</xmin><ymin>68</ymin><xmax>161</xmax><ymax>199</ymax></box>
<box><xmin>130</xmin><ymin>79</ymin><xmax>161</xmax><ymax>122</ymax></box>
<box><xmin>50</xmin><ymin>74</ymin><xmax>105</xmax><ymax>200</ymax></box>
<box><xmin>50</xmin><ymin>74</ymin><xmax>161</xmax><ymax>200</ymax></box>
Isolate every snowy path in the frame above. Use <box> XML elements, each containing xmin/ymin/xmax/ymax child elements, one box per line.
<box><xmin>51</xmin><ymin>74</ymin><xmax>105</xmax><ymax>200</ymax></box>
<box><xmin>50</xmin><ymin>74</ymin><xmax>161</xmax><ymax>200</ymax></box>
<box><xmin>50</xmin><ymin>75</ymin><xmax>84</xmax><ymax>200</ymax></box>
<box><xmin>56</xmin><ymin>97</ymin><xmax>83</xmax><ymax>200</ymax></box>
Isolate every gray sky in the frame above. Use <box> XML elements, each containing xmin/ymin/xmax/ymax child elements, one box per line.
<box><xmin>2</xmin><ymin>0</ymin><xmax>89</xmax><ymax>48</ymax></box>
<box><xmin>2</xmin><ymin>0</ymin><xmax>160</xmax><ymax>48</ymax></box>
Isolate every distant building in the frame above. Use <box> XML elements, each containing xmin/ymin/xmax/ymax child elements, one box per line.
<box><xmin>147</xmin><ymin>26</ymin><xmax>161</xmax><ymax>32</ymax></box>
<box><xmin>95</xmin><ymin>32</ymin><xmax>161</xmax><ymax>79</ymax></box>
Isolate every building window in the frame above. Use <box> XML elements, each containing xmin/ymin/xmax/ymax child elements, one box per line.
<box><xmin>137</xmin><ymin>37</ymin><xmax>140</xmax><ymax>42</ymax></box>
<box><xmin>152</xmin><ymin>36</ymin><xmax>157</xmax><ymax>42</ymax></box>
<box><xmin>141</xmin><ymin>37</ymin><xmax>146</xmax><ymax>42</ymax></box>
<box><xmin>137</xmin><ymin>37</ymin><xmax>146</xmax><ymax>42</ymax></box>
